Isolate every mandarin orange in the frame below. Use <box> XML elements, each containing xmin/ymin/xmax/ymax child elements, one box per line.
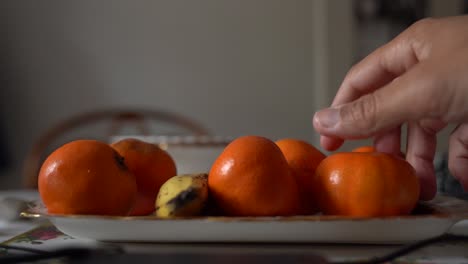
<box><xmin>352</xmin><ymin>146</ymin><xmax>376</xmax><ymax>153</ymax></box>
<box><xmin>208</xmin><ymin>135</ymin><xmax>300</xmax><ymax>216</ymax></box>
<box><xmin>111</xmin><ymin>138</ymin><xmax>177</xmax><ymax>215</ymax></box>
<box><xmin>38</xmin><ymin>140</ymin><xmax>137</xmax><ymax>216</ymax></box>
<box><xmin>315</xmin><ymin>152</ymin><xmax>420</xmax><ymax>217</ymax></box>
<box><xmin>276</xmin><ymin>138</ymin><xmax>326</xmax><ymax>214</ymax></box>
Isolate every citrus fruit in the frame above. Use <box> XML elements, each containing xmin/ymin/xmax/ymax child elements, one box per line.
<box><xmin>352</xmin><ymin>146</ymin><xmax>375</xmax><ymax>153</ymax></box>
<box><xmin>276</xmin><ymin>138</ymin><xmax>326</xmax><ymax>214</ymax></box>
<box><xmin>208</xmin><ymin>135</ymin><xmax>300</xmax><ymax>216</ymax></box>
<box><xmin>111</xmin><ymin>138</ymin><xmax>177</xmax><ymax>215</ymax></box>
<box><xmin>315</xmin><ymin>152</ymin><xmax>420</xmax><ymax>217</ymax></box>
<box><xmin>38</xmin><ymin>140</ymin><xmax>137</xmax><ymax>216</ymax></box>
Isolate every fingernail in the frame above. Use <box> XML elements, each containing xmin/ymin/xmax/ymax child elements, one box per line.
<box><xmin>314</xmin><ymin>108</ymin><xmax>340</xmax><ymax>129</ymax></box>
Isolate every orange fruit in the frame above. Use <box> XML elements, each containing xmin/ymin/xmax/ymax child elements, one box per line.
<box><xmin>208</xmin><ymin>135</ymin><xmax>300</xmax><ymax>216</ymax></box>
<box><xmin>353</xmin><ymin>145</ymin><xmax>406</xmax><ymax>158</ymax></box>
<box><xmin>111</xmin><ymin>138</ymin><xmax>177</xmax><ymax>216</ymax></box>
<box><xmin>276</xmin><ymin>138</ymin><xmax>326</xmax><ymax>214</ymax></box>
<box><xmin>315</xmin><ymin>152</ymin><xmax>420</xmax><ymax>217</ymax></box>
<box><xmin>38</xmin><ymin>140</ymin><xmax>137</xmax><ymax>216</ymax></box>
<box><xmin>352</xmin><ymin>146</ymin><xmax>375</xmax><ymax>153</ymax></box>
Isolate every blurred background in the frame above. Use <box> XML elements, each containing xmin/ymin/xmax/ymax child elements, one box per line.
<box><xmin>0</xmin><ymin>0</ymin><xmax>466</xmax><ymax>189</ymax></box>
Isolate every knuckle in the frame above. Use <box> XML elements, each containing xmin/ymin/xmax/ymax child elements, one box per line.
<box><xmin>448</xmin><ymin>124</ymin><xmax>468</xmax><ymax>177</ymax></box>
<box><xmin>410</xmin><ymin>17</ymin><xmax>437</xmax><ymax>32</ymax></box>
<box><xmin>339</xmin><ymin>94</ymin><xmax>378</xmax><ymax>133</ymax></box>
<box><xmin>397</xmin><ymin>64</ymin><xmax>445</xmax><ymax>118</ymax></box>
<box><xmin>447</xmin><ymin>157</ymin><xmax>457</xmax><ymax>177</ymax></box>
<box><xmin>417</xmin><ymin>69</ymin><xmax>450</xmax><ymax>117</ymax></box>
<box><xmin>450</xmin><ymin>124</ymin><xmax>468</xmax><ymax>146</ymax></box>
<box><xmin>404</xmin><ymin>18</ymin><xmax>439</xmax><ymax>58</ymax></box>
<box><xmin>419</xmin><ymin>119</ymin><xmax>447</xmax><ymax>135</ymax></box>
<box><xmin>447</xmin><ymin>154</ymin><xmax>464</xmax><ymax>182</ymax></box>
<box><xmin>343</xmin><ymin>64</ymin><xmax>361</xmax><ymax>86</ymax></box>
<box><xmin>346</xmin><ymin>64</ymin><xmax>359</xmax><ymax>79</ymax></box>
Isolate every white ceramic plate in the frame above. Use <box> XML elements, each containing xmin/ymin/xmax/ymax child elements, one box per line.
<box><xmin>21</xmin><ymin>196</ymin><xmax>468</xmax><ymax>244</ymax></box>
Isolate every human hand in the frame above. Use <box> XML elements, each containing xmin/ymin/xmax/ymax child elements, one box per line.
<box><xmin>313</xmin><ymin>16</ymin><xmax>468</xmax><ymax>200</ymax></box>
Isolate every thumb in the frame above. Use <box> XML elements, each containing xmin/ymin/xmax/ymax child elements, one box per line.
<box><xmin>313</xmin><ymin>63</ymin><xmax>440</xmax><ymax>139</ymax></box>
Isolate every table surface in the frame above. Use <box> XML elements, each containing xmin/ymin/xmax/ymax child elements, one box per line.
<box><xmin>1</xmin><ymin>190</ymin><xmax>468</xmax><ymax>264</ymax></box>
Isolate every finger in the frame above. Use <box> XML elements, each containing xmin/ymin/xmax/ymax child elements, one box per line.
<box><xmin>406</xmin><ymin>121</ymin><xmax>442</xmax><ymax>201</ymax></box>
<box><xmin>319</xmin><ymin>136</ymin><xmax>343</xmax><ymax>152</ymax></box>
<box><xmin>319</xmin><ymin>32</ymin><xmax>419</xmax><ymax>150</ymax></box>
<box><xmin>448</xmin><ymin>123</ymin><xmax>468</xmax><ymax>191</ymax></box>
<box><xmin>314</xmin><ymin>61</ymin><xmax>439</xmax><ymax>139</ymax></box>
<box><xmin>374</xmin><ymin>126</ymin><xmax>401</xmax><ymax>155</ymax></box>
<box><xmin>331</xmin><ymin>33</ymin><xmax>419</xmax><ymax>108</ymax></box>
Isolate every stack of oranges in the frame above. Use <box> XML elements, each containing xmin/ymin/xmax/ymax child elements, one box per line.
<box><xmin>208</xmin><ymin>136</ymin><xmax>419</xmax><ymax>217</ymax></box>
<box><xmin>208</xmin><ymin>136</ymin><xmax>326</xmax><ymax>216</ymax></box>
<box><xmin>38</xmin><ymin>138</ymin><xmax>176</xmax><ymax>216</ymax></box>
<box><xmin>38</xmin><ymin>135</ymin><xmax>420</xmax><ymax>218</ymax></box>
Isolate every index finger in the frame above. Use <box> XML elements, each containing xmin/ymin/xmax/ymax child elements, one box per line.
<box><xmin>333</xmin><ymin>34</ymin><xmax>419</xmax><ymax>106</ymax></box>
<box><xmin>320</xmin><ymin>32</ymin><xmax>420</xmax><ymax>151</ymax></box>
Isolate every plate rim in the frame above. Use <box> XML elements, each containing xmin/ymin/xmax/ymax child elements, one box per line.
<box><xmin>20</xmin><ymin>197</ymin><xmax>468</xmax><ymax>223</ymax></box>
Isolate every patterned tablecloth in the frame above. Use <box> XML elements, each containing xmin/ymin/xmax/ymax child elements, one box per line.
<box><xmin>1</xmin><ymin>220</ymin><xmax>468</xmax><ymax>264</ymax></box>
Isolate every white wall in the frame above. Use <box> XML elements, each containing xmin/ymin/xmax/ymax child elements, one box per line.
<box><xmin>2</xmin><ymin>0</ymin><xmax>344</xmax><ymax>188</ymax></box>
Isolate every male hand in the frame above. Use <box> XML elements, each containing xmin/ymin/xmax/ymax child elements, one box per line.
<box><xmin>313</xmin><ymin>16</ymin><xmax>468</xmax><ymax>200</ymax></box>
